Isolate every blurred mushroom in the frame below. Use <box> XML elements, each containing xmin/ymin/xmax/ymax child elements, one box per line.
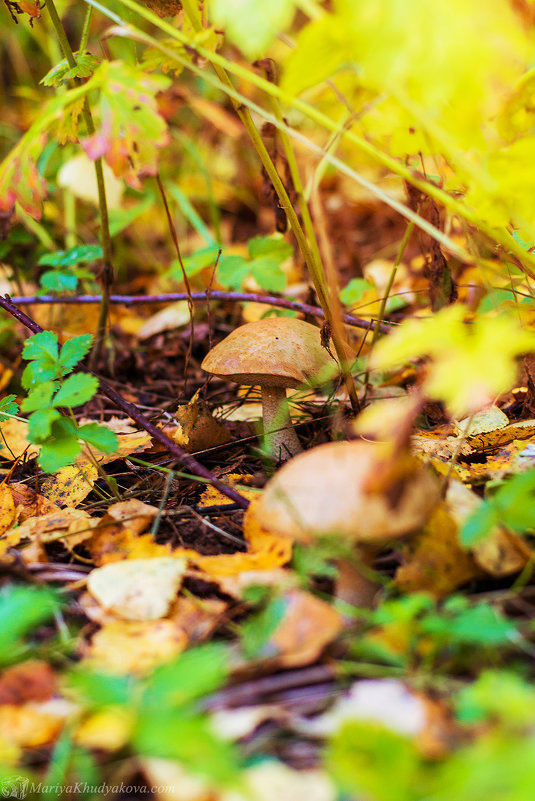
<box><xmin>202</xmin><ymin>318</ymin><xmax>334</xmax><ymax>460</ymax></box>
<box><xmin>253</xmin><ymin>440</ymin><xmax>440</xmax><ymax>543</ymax></box>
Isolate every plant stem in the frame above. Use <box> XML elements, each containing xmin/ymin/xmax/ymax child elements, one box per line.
<box><xmin>181</xmin><ymin>0</ymin><xmax>359</xmax><ymax>412</ymax></box>
<box><xmin>371</xmin><ymin>220</ymin><xmax>415</xmax><ymax>346</ymax></box>
<box><xmin>45</xmin><ymin>0</ymin><xmax>113</xmax><ymax>369</ymax></box>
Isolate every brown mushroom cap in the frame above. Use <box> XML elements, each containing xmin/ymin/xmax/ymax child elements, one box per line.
<box><xmin>254</xmin><ymin>440</ymin><xmax>440</xmax><ymax>543</ymax></box>
<box><xmin>201</xmin><ymin>318</ymin><xmax>333</xmax><ymax>388</ymax></box>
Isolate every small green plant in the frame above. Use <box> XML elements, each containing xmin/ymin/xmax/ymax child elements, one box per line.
<box><xmin>37</xmin><ymin>244</ymin><xmax>102</xmax><ymax>294</ymax></box>
<box><xmin>0</xmin><ymin>585</ymin><xmax>60</xmax><ymax>667</ymax></box>
<box><xmin>461</xmin><ymin>469</ymin><xmax>535</xmax><ymax>546</ymax></box>
<box><xmin>20</xmin><ymin>330</ymin><xmax>118</xmax><ymax>471</ymax></box>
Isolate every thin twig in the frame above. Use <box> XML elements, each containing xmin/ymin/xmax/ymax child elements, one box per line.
<box><xmin>8</xmin><ymin>292</ymin><xmax>390</xmax><ymax>333</ymax></box>
<box><xmin>0</xmin><ymin>294</ymin><xmax>250</xmax><ymax>510</ymax></box>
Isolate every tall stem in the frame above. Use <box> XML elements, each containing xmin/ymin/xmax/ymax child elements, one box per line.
<box><xmin>46</xmin><ymin>0</ymin><xmax>113</xmax><ymax>369</ymax></box>
<box><xmin>181</xmin><ymin>0</ymin><xmax>359</xmax><ymax>412</ymax></box>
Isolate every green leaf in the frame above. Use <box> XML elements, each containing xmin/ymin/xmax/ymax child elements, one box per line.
<box><xmin>67</xmin><ymin>668</ymin><xmax>133</xmax><ymax>709</ymax></box>
<box><xmin>37</xmin><ymin>418</ymin><xmax>81</xmax><ymax>473</ymax></box>
<box><xmin>22</xmin><ymin>330</ymin><xmax>59</xmax><ymax>365</ymax></box>
<box><xmin>180</xmin><ymin>246</ymin><xmax>221</xmax><ymax>279</ymax></box>
<box><xmin>460</xmin><ymin>502</ymin><xmax>499</xmax><ymax>547</ymax></box>
<box><xmin>133</xmin><ymin>711</ymin><xmax>240</xmax><ymax>787</ymax></box>
<box><xmin>0</xmin><ymin>585</ymin><xmax>59</xmax><ymax>660</ymax></box>
<box><xmin>143</xmin><ymin>644</ymin><xmax>229</xmax><ymax>709</ymax></box>
<box><xmin>0</xmin><ymin>395</ymin><xmax>19</xmax><ymax>422</ymax></box>
<box><xmin>21</xmin><ymin>381</ymin><xmax>58</xmax><ymax>413</ymax></box>
<box><xmin>39</xmin><ymin>270</ymin><xmax>78</xmax><ymax>293</ymax></box>
<box><xmin>27</xmin><ymin>408</ymin><xmax>62</xmax><ymax>442</ymax></box>
<box><xmin>340</xmin><ymin>278</ymin><xmax>375</xmax><ymax>306</ymax></box>
<box><xmin>38</xmin><ymin>244</ymin><xmax>103</xmax><ymax>267</ymax></box>
<box><xmin>77</xmin><ymin>423</ymin><xmax>118</xmax><ymax>454</ymax></box>
<box><xmin>57</xmin><ymin>334</ymin><xmax>93</xmax><ymax>375</ymax></box>
<box><xmin>240</xmin><ymin>596</ymin><xmax>287</xmax><ymax>659</ymax></box>
<box><xmin>41</xmin><ymin>53</ymin><xmax>101</xmax><ymax>87</ymax></box>
<box><xmin>248</xmin><ymin>236</ymin><xmax>292</xmax><ymax>262</ymax></box>
<box><xmin>217</xmin><ymin>255</ymin><xmax>251</xmax><ymax>290</ymax></box>
<box><xmin>250</xmin><ymin>257</ymin><xmax>287</xmax><ymax>293</ymax></box>
<box><xmin>53</xmin><ymin>374</ymin><xmax>99</xmax><ymax>408</ymax></box>
<box><xmin>455</xmin><ymin>670</ymin><xmax>535</xmax><ymax>727</ymax></box>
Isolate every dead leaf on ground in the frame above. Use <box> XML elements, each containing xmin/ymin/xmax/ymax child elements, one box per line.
<box><xmin>0</xmin><ymin>700</ymin><xmax>72</xmax><ymax>748</ymax></box>
<box><xmin>75</xmin><ymin>706</ymin><xmax>133</xmax><ymax>752</ymax></box>
<box><xmin>0</xmin><ymin>483</ymin><xmax>16</xmax><ymax>536</ymax></box>
<box><xmin>198</xmin><ymin>473</ymin><xmax>259</xmax><ymax>507</ymax></box>
<box><xmin>171</xmin><ymin>390</ymin><xmax>231</xmax><ymax>453</ymax></box>
<box><xmin>168</xmin><ymin>596</ymin><xmax>228</xmax><ymax>644</ymax></box>
<box><xmin>82</xmin><ymin>619</ymin><xmax>189</xmax><ymax>674</ymax></box>
<box><xmin>251</xmin><ymin>589</ymin><xmax>343</xmax><ymax>669</ymax></box>
<box><xmin>1</xmin><ymin>508</ymin><xmax>96</xmax><ymax>558</ymax></box>
<box><xmin>40</xmin><ymin>463</ymin><xmax>99</xmax><ymax>508</ymax></box>
<box><xmin>87</xmin><ymin>499</ymin><xmax>160</xmax><ymax>564</ymax></box>
<box><xmin>0</xmin><ymin>419</ymin><xmax>39</xmax><ymax>461</ymax></box>
<box><xmin>395</xmin><ymin>503</ymin><xmax>479</xmax><ymax>598</ymax></box>
<box><xmin>9</xmin><ymin>483</ymin><xmax>60</xmax><ymax>521</ymax></box>
<box><xmin>87</xmin><ymin>557</ymin><xmax>187</xmax><ymax>621</ymax></box>
<box><xmin>138</xmin><ymin>301</ymin><xmax>191</xmax><ymax>340</ymax></box>
<box><xmin>0</xmin><ymin>661</ymin><xmax>57</xmax><ymax>706</ymax></box>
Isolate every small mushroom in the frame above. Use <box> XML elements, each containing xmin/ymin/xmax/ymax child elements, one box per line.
<box><xmin>201</xmin><ymin>318</ymin><xmax>333</xmax><ymax>460</ymax></box>
<box><xmin>253</xmin><ymin>440</ymin><xmax>440</xmax><ymax>543</ymax></box>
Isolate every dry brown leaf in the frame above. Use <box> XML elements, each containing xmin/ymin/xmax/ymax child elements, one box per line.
<box><xmin>259</xmin><ymin>590</ymin><xmax>343</xmax><ymax>669</ymax></box>
<box><xmin>395</xmin><ymin>504</ymin><xmax>479</xmax><ymax>598</ymax></box>
<box><xmin>143</xmin><ymin>0</ymin><xmax>182</xmax><ymax>17</ymax></box>
<box><xmin>198</xmin><ymin>473</ymin><xmax>259</xmax><ymax>507</ymax></box>
<box><xmin>138</xmin><ymin>301</ymin><xmax>191</xmax><ymax>340</ymax></box>
<box><xmin>87</xmin><ymin>557</ymin><xmax>187</xmax><ymax>621</ymax></box>
<box><xmin>83</xmin><ymin>620</ymin><xmax>188</xmax><ymax>674</ymax></box>
<box><xmin>1</xmin><ymin>508</ymin><xmax>96</xmax><ymax>557</ymax></box>
<box><xmin>0</xmin><ymin>700</ymin><xmax>71</xmax><ymax>747</ymax></box>
<box><xmin>40</xmin><ymin>463</ymin><xmax>98</xmax><ymax>508</ymax></box>
<box><xmin>0</xmin><ymin>483</ymin><xmax>16</xmax><ymax>536</ymax></box>
<box><xmin>9</xmin><ymin>483</ymin><xmax>60</xmax><ymax>521</ymax></box>
<box><xmin>0</xmin><ymin>661</ymin><xmax>57</xmax><ymax>706</ymax></box>
<box><xmin>214</xmin><ymin>568</ymin><xmax>296</xmax><ymax>599</ymax></box>
<box><xmin>172</xmin><ymin>391</ymin><xmax>231</xmax><ymax>453</ymax></box>
<box><xmin>168</xmin><ymin>596</ymin><xmax>227</xmax><ymax>644</ymax></box>
<box><xmin>0</xmin><ymin>419</ymin><xmax>39</xmax><ymax>461</ymax></box>
<box><xmin>87</xmin><ymin>499</ymin><xmax>159</xmax><ymax>564</ymax></box>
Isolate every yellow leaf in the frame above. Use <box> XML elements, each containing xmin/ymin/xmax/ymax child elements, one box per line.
<box><xmin>83</xmin><ymin>619</ymin><xmax>188</xmax><ymax>674</ymax></box>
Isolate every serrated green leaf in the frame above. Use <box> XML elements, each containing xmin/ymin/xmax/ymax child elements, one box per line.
<box><xmin>53</xmin><ymin>374</ymin><xmax>98</xmax><ymax>409</ymax></box>
<box><xmin>58</xmin><ymin>334</ymin><xmax>93</xmax><ymax>374</ymax></box>
<box><xmin>248</xmin><ymin>236</ymin><xmax>292</xmax><ymax>262</ymax></box>
<box><xmin>37</xmin><ymin>419</ymin><xmax>82</xmax><ymax>473</ymax></box>
<box><xmin>217</xmin><ymin>255</ymin><xmax>251</xmax><ymax>290</ymax></box>
<box><xmin>27</xmin><ymin>408</ymin><xmax>62</xmax><ymax>442</ymax></box>
<box><xmin>41</xmin><ymin>53</ymin><xmax>101</xmax><ymax>88</ymax></box>
<box><xmin>0</xmin><ymin>395</ymin><xmax>19</xmax><ymax>422</ymax></box>
<box><xmin>39</xmin><ymin>271</ymin><xmax>78</xmax><ymax>293</ymax></box>
<box><xmin>250</xmin><ymin>257</ymin><xmax>287</xmax><ymax>293</ymax></box>
<box><xmin>77</xmin><ymin>423</ymin><xmax>118</xmax><ymax>454</ymax></box>
<box><xmin>38</xmin><ymin>245</ymin><xmax>103</xmax><ymax>268</ymax></box>
<box><xmin>22</xmin><ymin>330</ymin><xmax>59</xmax><ymax>364</ymax></box>
<box><xmin>21</xmin><ymin>382</ymin><xmax>58</xmax><ymax>413</ymax></box>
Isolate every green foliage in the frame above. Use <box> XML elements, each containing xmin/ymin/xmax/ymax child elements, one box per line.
<box><xmin>0</xmin><ymin>395</ymin><xmax>19</xmax><ymax>422</ymax></box>
<box><xmin>20</xmin><ymin>331</ymin><xmax>117</xmax><ymax>471</ymax></box>
<box><xmin>217</xmin><ymin>235</ymin><xmax>291</xmax><ymax>292</ymax></box>
<box><xmin>339</xmin><ymin>278</ymin><xmax>374</xmax><ymax>306</ymax></box>
<box><xmin>455</xmin><ymin>670</ymin><xmax>535</xmax><ymax>728</ymax></box>
<box><xmin>351</xmin><ymin>593</ymin><xmax>518</xmax><ymax>669</ymax></box>
<box><xmin>461</xmin><ymin>470</ymin><xmax>535</xmax><ymax>546</ymax></box>
<box><xmin>239</xmin><ymin>594</ymin><xmax>286</xmax><ymax>659</ymax></box>
<box><xmin>41</xmin><ymin>52</ymin><xmax>101</xmax><ymax>87</ymax></box>
<box><xmin>0</xmin><ymin>585</ymin><xmax>59</xmax><ymax>666</ymax></box>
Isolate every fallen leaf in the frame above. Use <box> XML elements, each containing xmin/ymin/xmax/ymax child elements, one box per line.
<box><xmin>0</xmin><ymin>661</ymin><xmax>57</xmax><ymax>706</ymax></box>
<box><xmin>1</xmin><ymin>508</ymin><xmax>96</xmax><ymax>557</ymax></box>
<box><xmin>138</xmin><ymin>301</ymin><xmax>191</xmax><ymax>340</ymax></box>
<box><xmin>87</xmin><ymin>499</ymin><xmax>160</xmax><ymax>564</ymax></box>
<box><xmin>83</xmin><ymin>619</ymin><xmax>188</xmax><ymax>674</ymax></box>
<box><xmin>395</xmin><ymin>503</ymin><xmax>479</xmax><ymax>598</ymax></box>
<box><xmin>172</xmin><ymin>391</ymin><xmax>231</xmax><ymax>453</ymax></box>
<box><xmin>0</xmin><ymin>419</ymin><xmax>39</xmax><ymax>461</ymax></box>
<box><xmin>75</xmin><ymin>706</ymin><xmax>134</xmax><ymax>751</ymax></box>
<box><xmin>0</xmin><ymin>484</ymin><xmax>16</xmax><ymax>536</ymax></box>
<box><xmin>254</xmin><ymin>590</ymin><xmax>343</xmax><ymax>669</ymax></box>
<box><xmin>198</xmin><ymin>473</ymin><xmax>259</xmax><ymax>507</ymax></box>
<box><xmin>9</xmin><ymin>483</ymin><xmax>60</xmax><ymax>521</ymax></box>
<box><xmin>0</xmin><ymin>700</ymin><xmax>71</xmax><ymax>747</ymax></box>
<box><xmin>168</xmin><ymin>596</ymin><xmax>228</xmax><ymax>644</ymax></box>
<box><xmin>40</xmin><ymin>463</ymin><xmax>98</xmax><ymax>508</ymax></box>
<box><xmin>87</xmin><ymin>557</ymin><xmax>187</xmax><ymax>621</ymax></box>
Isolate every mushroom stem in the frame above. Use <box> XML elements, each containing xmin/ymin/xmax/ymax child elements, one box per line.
<box><xmin>261</xmin><ymin>385</ymin><xmax>303</xmax><ymax>460</ymax></box>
